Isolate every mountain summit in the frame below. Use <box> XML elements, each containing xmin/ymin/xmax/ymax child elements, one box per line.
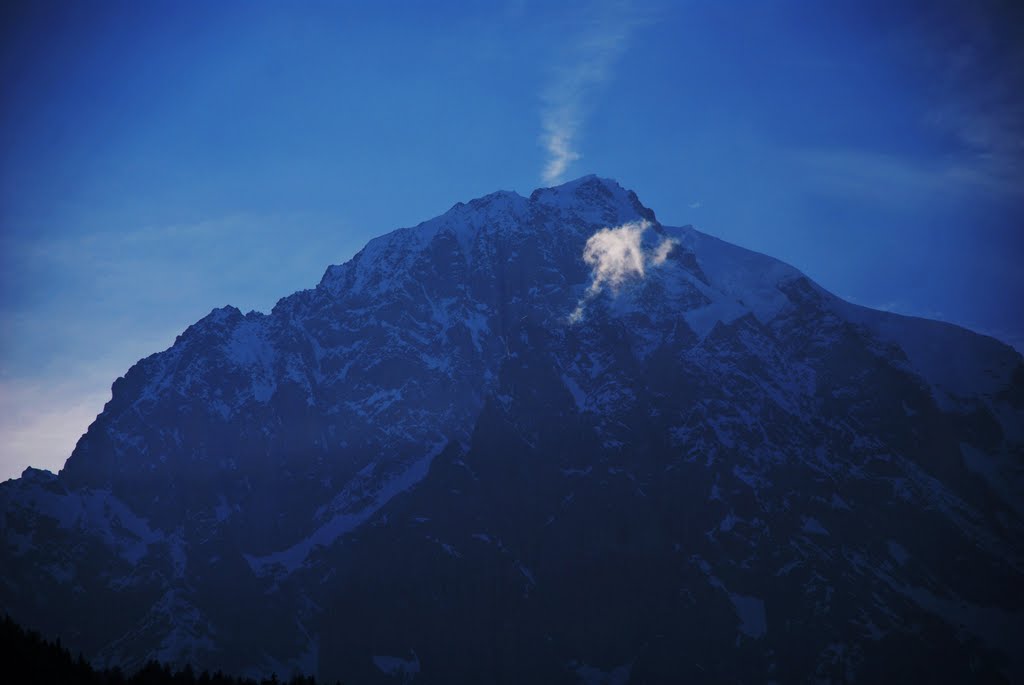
<box><xmin>3</xmin><ymin>176</ymin><xmax>1022</xmax><ymax>683</ymax></box>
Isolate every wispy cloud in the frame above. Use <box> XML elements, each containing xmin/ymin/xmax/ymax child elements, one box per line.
<box><xmin>540</xmin><ymin>2</ymin><xmax>648</xmax><ymax>185</ymax></box>
<box><xmin>570</xmin><ymin>219</ymin><xmax>676</xmax><ymax>322</ymax></box>
<box><xmin>911</xmin><ymin>1</ymin><xmax>1024</xmax><ymax>196</ymax></box>
<box><xmin>782</xmin><ymin>3</ymin><xmax>1024</xmax><ymax>204</ymax></box>
<box><xmin>584</xmin><ymin>220</ymin><xmax>650</xmax><ymax>292</ymax></box>
<box><xmin>792</xmin><ymin>145</ymin><xmax>1021</xmax><ymax>207</ymax></box>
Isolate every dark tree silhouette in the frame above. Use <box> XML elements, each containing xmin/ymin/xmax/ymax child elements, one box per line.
<box><xmin>0</xmin><ymin>615</ymin><xmax>338</xmax><ymax>685</ymax></box>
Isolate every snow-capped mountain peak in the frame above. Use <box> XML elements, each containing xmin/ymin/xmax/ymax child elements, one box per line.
<box><xmin>3</xmin><ymin>176</ymin><xmax>1022</xmax><ymax>683</ymax></box>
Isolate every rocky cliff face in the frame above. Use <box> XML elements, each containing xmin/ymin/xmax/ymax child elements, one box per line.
<box><xmin>2</xmin><ymin>176</ymin><xmax>1022</xmax><ymax>683</ymax></box>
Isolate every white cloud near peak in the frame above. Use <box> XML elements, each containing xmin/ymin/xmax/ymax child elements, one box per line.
<box><xmin>583</xmin><ymin>220</ymin><xmax>649</xmax><ymax>292</ymax></box>
<box><xmin>570</xmin><ymin>219</ymin><xmax>677</xmax><ymax>322</ymax></box>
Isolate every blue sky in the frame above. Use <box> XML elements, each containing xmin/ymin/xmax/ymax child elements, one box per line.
<box><xmin>1</xmin><ymin>0</ymin><xmax>1022</xmax><ymax>480</ymax></box>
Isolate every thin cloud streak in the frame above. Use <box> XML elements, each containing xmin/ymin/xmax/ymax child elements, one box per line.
<box><xmin>792</xmin><ymin>146</ymin><xmax>1020</xmax><ymax>206</ymax></box>
<box><xmin>917</xmin><ymin>0</ymin><xmax>1024</xmax><ymax>197</ymax></box>
<box><xmin>539</xmin><ymin>3</ymin><xmax>647</xmax><ymax>184</ymax></box>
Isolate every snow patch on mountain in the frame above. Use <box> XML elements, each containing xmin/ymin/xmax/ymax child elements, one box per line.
<box><xmin>373</xmin><ymin>652</ymin><xmax>420</xmax><ymax>679</ymax></box>
<box><xmin>0</xmin><ymin>481</ymin><xmax>163</xmax><ymax>564</ymax></box>
<box><xmin>224</xmin><ymin>319</ymin><xmax>277</xmax><ymax>403</ymax></box>
<box><xmin>244</xmin><ymin>439</ymin><xmax>449</xmax><ymax>576</ymax></box>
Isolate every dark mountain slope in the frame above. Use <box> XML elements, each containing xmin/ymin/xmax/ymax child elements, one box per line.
<box><xmin>2</xmin><ymin>176</ymin><xmax>1022</xmax><ymax>682</ymax></box>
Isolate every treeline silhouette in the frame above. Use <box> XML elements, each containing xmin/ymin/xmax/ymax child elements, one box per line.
<box><xmin>1</xmin><ymin>615</ymin><xmax>339</xmax><ymax>685</ymax></box>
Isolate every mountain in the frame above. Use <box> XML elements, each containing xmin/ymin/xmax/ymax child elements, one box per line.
<box><xmin>2</xmin><ymin>176</ymin><xmax>1022</xmax><ymax>683</ymax></box>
